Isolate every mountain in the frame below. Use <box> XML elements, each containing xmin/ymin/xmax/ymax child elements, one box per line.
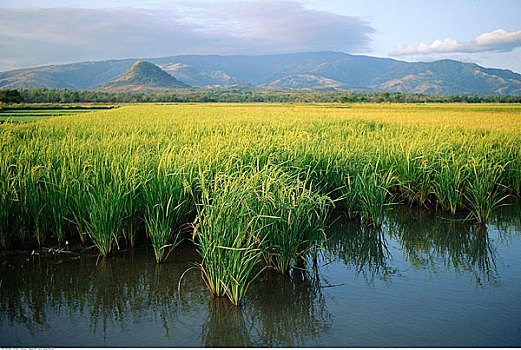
<box><xmin>1</xmin><ymin>52</ymin><xmax>521</xmax><ymax>95</ymax></box>
<box><xmin>0</xmin><ymin>59</ymin><xmax>137</xmax><ymax>90</ymax></box>
<box><xmin>97</xmin><ymin>60</ymin><xmax>189</xmax><ymax>91</ymax></box>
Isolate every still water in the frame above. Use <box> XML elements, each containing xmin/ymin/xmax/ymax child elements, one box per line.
<box><xmin>1</xmin><ymin>202</ymin><xmax>521</xmax><ymax>347</ymax></box>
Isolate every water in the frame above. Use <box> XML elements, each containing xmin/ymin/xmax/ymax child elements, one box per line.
<box><xmin>1</xmin><ymin>202</ymin><xmax>521</xmax><ymax>347</ymax></box>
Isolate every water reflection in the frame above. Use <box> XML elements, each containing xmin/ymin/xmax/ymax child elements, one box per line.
<box><xmin>201</xmin><ymin>266</ymin><xmax>332</xmax><ymax>347</ymax></box>
<box><xmin>387</xmin><ymin>206</ymin><xmax>498</xmax><ymax>286</ymax></box>
<box><xmin>324</xmin><ymin>204</ymin><xmax>506</xmax><ymax>286</ymax></box>
<box><xmin>324</xmin><ymin>215</ymin><xmax>395</xmax><ymax>283</ymax></box>
<box><xmin>246</xmin><ymin>267</ymin><xmax>331</xmax><ymax>347</ymax></box>
<box><xmin>0</xmin><ymin>244</ymin><xmax>205</xmax><ymax>344</ymax></box>
<box><xmin>1</xmin><ymin>201</ymin><xmax>520</xmax><ymax>346</ymax></box>
<box><xmin>202</xmin><ymin>298</ymin><xmax>252</xmax><ymax>347</ymax></box>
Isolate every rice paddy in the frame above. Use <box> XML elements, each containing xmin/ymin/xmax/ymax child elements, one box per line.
<box><xmin>0</xmin><ymin>105</ymin><xmax>116</xmax><ymax>122</ymax></box>
<box><xmin>0</xmin><ymin>102</ymin><xmax>520</xmax><ymax>305</ymax></box>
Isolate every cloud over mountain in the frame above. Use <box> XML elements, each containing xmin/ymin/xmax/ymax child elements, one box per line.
<box><xmin>0</xmin><ymin>1</ymin><xmax>374</xmax><ymax>71</ymax></box>
<box><xmin>391</xmin><ymin>29</ymin><xmax>521</xmax><ymax>57</ymax></box>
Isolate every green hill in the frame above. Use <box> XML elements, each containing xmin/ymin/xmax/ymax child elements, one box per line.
<box><xmin>97</xmin><ymin>60</ymin><xmax>189</xmax><ymax>91</ymax></box>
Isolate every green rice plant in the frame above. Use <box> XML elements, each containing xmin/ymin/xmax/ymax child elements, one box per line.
<box><xmin>43</xmin><ymin>165</ymin><xmax>71</xmax><ymax>245</ymax></box>
<box><xmin>251</xmin><ymin>166</ymin><xmax>331</xmax><ymax>274</ymax></box>
<box><xmin>72</xmin><ymin>162</ymin><xmax>128</xmax><ymax>257</ymax></box>
<box><xmin>464</xmin><ymin>160</ymin><xmax>508</xmax><ymax>225</ymax></box>
<box><xmin>193</xmin><ymin>170</ymin><xmax>265</xmax><ymax>306</ymax></box>
<box><xmin>434</xmin><ymin>152</ymin><xmax>469</xmax><ymax>215</ymax></box>
<box><xmin>392</xmin><ymin>142</ymin><xmax>434</xmax><ymax>206</ymax></box>
<box><xmin>81</xmin><ymin>185</ymin><xmax>126</xmax><ymax>257</ymax></box>
<box><xmin>69</xmin><ymin>179</ymin><xmax>90</xmax><ymax>245</ymax></box>
<box><xmin>20</xmin><ymin>167</ymin><xmax>50</xmax><ymax>248</ymax></box>
<box><xmin>46</xmin><ymin>183</ymin><xmax>69</xmax><ymax>245</ymax></box>
<box><xmin>0</xmin><ymin>180</ymin><xmax>20</xmax><ymax>250</ymax></box>
<box><xmin>503</xmin><ymin>143</ymin><xmax>521</xmax><ymax>195</ymax></box>
<box><xmin>357</xmin><ymin>165</ymin><xmax>396</xmax><ymax>228</ymax></box>
<box><xmin>144</xmin><ymin>167</ymin><xmax>192</xmax><ymax>263</ymax></box>
<box><xmin>338</xmin><ymin>172</ymin><xmax>361</xmax><ymax>218</ymax></box>
<box><xmin>119</xmin><ymin>161</ymin><xmax>144</xmax><ymax>249</ymax></box>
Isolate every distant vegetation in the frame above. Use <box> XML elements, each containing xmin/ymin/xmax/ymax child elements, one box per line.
<box><xmin>0</xmin><ymin>89</ymin><xmax>22</xmax><ymax>104</ymax></box>
<box><xmin>0</xmin><ymin>104</ymin><xmax>117</xmax><ymax>122</ymax></box>
<box><xmin>14</xmin><ymin>88</ymin><xmax>521</xmax><ymax>104</ymax></box>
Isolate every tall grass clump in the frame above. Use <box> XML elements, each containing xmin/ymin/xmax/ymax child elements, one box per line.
<box><xmin>434</xmin><ymin>153</ymin><xmax>468</xmax><ymax>215</ymax></box>
<box><xmin>72</xmin><ymin>158</ymin><xmax>131</xmax><ymax>257</ymax></box>
<box><xmin>251</xmin><ymin>166</ymin><xmax>331</xmax><ymax>274</ymax></box>
<box><xmin>20</xmin><ymin>166</ymin><xmax>50</xmax><ymax>247</ymax></box>
<box><xmin>0</xmin><ymin>180</ymin><xmax>20</xmax><ymax>250</ymax></box>
<box><xmin>393</xmin><ymin>143</ymin><xmax>434</xmax><ymax>206</ymax></box>
<box><xmin>144</xmin><ymin>166</ymin><xmax>192</xmax><ymax>263</ymax></box>
<box><xmin>193</xmin><ymin>170</ymin><xmax>265</xmax><ymax>306</ymax></box>
<box><xmin>464</xmin><ymin>159</ymin><xmax>508</xmax><ymax>225</ymax></box>
<box><xmin>348</xmin><ymin>162</ymin><xmax>396</xmax><ymax>229</ymax></box>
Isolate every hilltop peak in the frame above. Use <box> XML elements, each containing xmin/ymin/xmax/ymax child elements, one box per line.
<box><xmin>99</xmin><ymin>60</ymin><xmax>189</xmax><ymax>91</ymax></box>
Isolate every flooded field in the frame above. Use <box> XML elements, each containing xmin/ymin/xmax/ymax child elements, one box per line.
<box><xmin>1</xmin><ymin>200</ymin><xmax>520</xmax><ymax>347</ymax></box>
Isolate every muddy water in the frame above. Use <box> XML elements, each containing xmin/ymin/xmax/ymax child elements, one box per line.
<box><xmin>1</xmin><ymin>201</ymin><xmax>521</xmax><ymax>347</ymax></box>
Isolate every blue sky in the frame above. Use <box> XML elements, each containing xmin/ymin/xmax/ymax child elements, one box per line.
<box><xmin>1</xmin><ymin>0</ymin><xmax>520</xmax><ymax>73</ymax></box>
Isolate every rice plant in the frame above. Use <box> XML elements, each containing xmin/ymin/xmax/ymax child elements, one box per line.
<box><xmin>0</xmin><ymin>180</ymin><xmax>20</xmax><ymax>250</ymax></box>
<box><xmin>357</xmin><ymin>165</ymin><xmax>396</xmax><ymax>228</ymax></box>
<box><xmin>193</xmin><ymin>170</ymin><xmax>265</xmax><ymax>305</ymax></box>
<box><xmin>144</xmin><ymin>166</ymin><xmax>192</xmax><ymax>263</ymax></box>
<box><xmin>464</xmin><ymin>160</ymin><xmax>508</xmax><ymax>225</ymax></box>
<box><xmin>434</xmin><ymin>153</ymin><xmax>468</xmax><ymax>215</ymax></box>
<box><xmin>251</xmin><ymin>166</ymin><xmax>331</xmax><ymax>274</ymax></box>
<box><xmin>72</xmin><ymin>162</ymin><xmax>129</xmax><ymax>257</ymax></box>
<box><xmin>0</xmin><ymin>103</ymin><xmax>519</xmax><ymax>257</ymax></box>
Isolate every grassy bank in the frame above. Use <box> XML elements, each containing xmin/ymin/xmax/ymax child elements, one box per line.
<box><xmin>1</xmin><ymin>103</ymin><xmax>520</xmax><ymax>304</ymax></box>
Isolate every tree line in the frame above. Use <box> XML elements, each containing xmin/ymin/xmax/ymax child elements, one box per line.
<box><xmin>1</xmin><ymin>88</ymin><xmax>520</xmax><ymax>104</ymax></box>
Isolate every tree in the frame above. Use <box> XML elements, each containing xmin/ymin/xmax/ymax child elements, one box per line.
<box><xmin>0</xmin><ymin>89</ymin><xmax>22</xmax><ymax>104</ymax></box>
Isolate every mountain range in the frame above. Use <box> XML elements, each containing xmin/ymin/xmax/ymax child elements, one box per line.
<box><xmin>1</xmin><ymin>51</ymin><xmax>521</xmax><ymax>95</ymax></box>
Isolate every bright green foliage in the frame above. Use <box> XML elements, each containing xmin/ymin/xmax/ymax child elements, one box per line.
<box><xmin>434</xmin><ymin>153</ymin><xmax>469</xmax><ymax>215</ymax></box>
<box><xmin>465</xmin><ymin>160</ymin><xmax>508</xmax><ymax>224</ymax></box>
<box><xmin>0</xmin><ymin>103</ymin><xmax>519</xmax><ymax>260</ymax></box>
<box><xmin>357</xmin><ymin>166</ymin><xmax>396</xmax><ymax>228</ymax></box>
<box><xmin>144</xmin><ymin>166</ymin><xmax>192</xmax><ymax>263</ymax></box>
<box><xmin>194</xmin><ymin>170</ymin><xmax>265</xmax><ymax>305</ymax></box>
<box><xmin>250</xmin><ymin>166</ymin><xmax>331</xmax><ymax>274</ymax></box>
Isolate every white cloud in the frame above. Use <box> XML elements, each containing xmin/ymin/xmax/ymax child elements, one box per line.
<box><xmin>391</xmin><ymin>29</ymin><xmax>521</xmax><ymax>56</ymax></box>
<box><xmin>0</xmin><ymin>2</ymin><xmax>374</xmax><ymax>71</ymax></box>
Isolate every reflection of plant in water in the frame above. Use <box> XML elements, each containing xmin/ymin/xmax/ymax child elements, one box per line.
<box><xmin>201</xmin><ymin>298</ymin><xmax>252</xmax><ymax>347</ymax></box>
<box><xmin>0</xmin><ymin>255</ymin><xmax>63</xmax><ymax>336</ymax></box>
<box><xmin>88</xmin><ymin>259</ymin><xmax>128</xmax><ymax>338</ymax></box>
<box><xmin>241</xmin><ymin>267</ymin><xmax>331</xmax><ymax>347</ymax></box>
<box><xmin>469</xmin><ymin>225</ymin><xmax>498</xmax><ymax>286</ymax></box>
<box><xmin>324</xmin><ymin>214</ymin><xmax>394</xmax><ymax>283</ymax></box>
<box><xmin>489</xmin><ymin>198</ymin><xmax>521</xmax><ymax>240</ymax></box>
<box><xmin>0</xmin><ymin>247</ymin><xmax>206</xmax><ymax>341</ymax></box>
<box><xmin>387</xmin><ymin>205</ymin><xmax>498</xmax><ymax>286</ymax></box>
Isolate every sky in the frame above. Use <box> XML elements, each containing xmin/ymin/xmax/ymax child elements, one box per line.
<box><xmin>1</xmin><ymin>0</ymin><xmax>520</xmax><ymax>73</ymax></box>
